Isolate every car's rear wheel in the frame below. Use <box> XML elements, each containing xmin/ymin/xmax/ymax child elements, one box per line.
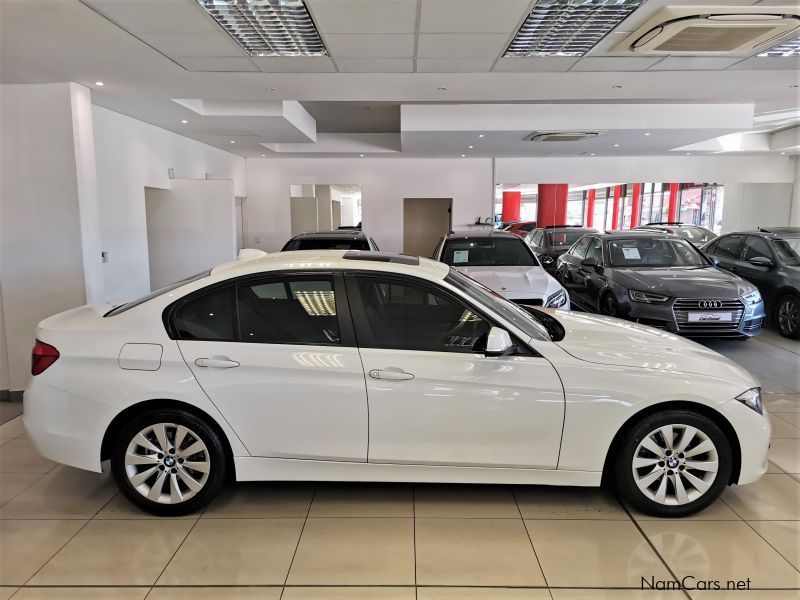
<box><xmin>776</xmin><ymin>294</ymin><xmax>800</xmax><ymax>339</ymax></box>
<box><xmin>111</xmin><ymin>409</ymin><xmax>227</xmax><ymax>516</ymax></box>
<box><xmin>614</xmin><ymin>410</ymin><xmax>732</xmax><ymax>517</ymax></box>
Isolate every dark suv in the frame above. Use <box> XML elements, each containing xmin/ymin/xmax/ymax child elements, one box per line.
<box><xmin>634</xmin><ymin>222</ymin><xmax>717</xmax><ymax>247</ymax></box>
<box><xmin>524</xmin><ymin>225</ymin><xmax>598</xmax><ymax>274</ymax></box>
<box><xmin>282</xmin><ymin>230</ymin><xmax>379</xmax><ymax>252</ymax></box>
<box><xmin>701</xmin><ymin>228</ymin><xmax>800</xmax><ymax>338</ymax></box>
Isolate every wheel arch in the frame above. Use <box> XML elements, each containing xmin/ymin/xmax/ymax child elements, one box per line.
<box><xmin>100</xmin><ymin>399</ymin><xmax>236</xmax><ymax>478</ymax></box>
<box><xmin>601</xmin><ymin>400</ymin><xmax>741</xmax><ymax>486</ymax></box>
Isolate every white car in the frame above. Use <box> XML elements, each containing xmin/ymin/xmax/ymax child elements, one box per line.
<box><xmin>433</xmin><ymin>230</ymin><xmax>569</xmax><ymax>310</ymax></box>
<box><xmin>25</xmin><ymin>250</ymin><xmax>769</xmax><ymax>517</ymax></box>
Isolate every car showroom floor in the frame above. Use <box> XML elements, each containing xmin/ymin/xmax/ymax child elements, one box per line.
<box><xmin>0</xmin><ymin>330</ymin><xmax>798</xmax><ymax>600</ymax></box>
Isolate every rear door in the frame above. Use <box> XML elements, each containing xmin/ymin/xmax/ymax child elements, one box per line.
<box><xmin>174</xmin><ymin>272</ymin><xmax>368</xmax><ymax>461</ymax></box>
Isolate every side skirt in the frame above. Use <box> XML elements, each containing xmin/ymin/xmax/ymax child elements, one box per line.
<box><xmin>234</xmin><ymin>457</ymin><xmax>602</xmax><ymax>487</ymax></box>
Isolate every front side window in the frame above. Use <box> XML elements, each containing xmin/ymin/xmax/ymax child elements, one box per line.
<box><xmin>584</xmin><ymin>237</ymin><xmax>603</xmax><ymax>262</ymax></box>
<box><xmin>608</xmin><ymin>238</ymin><xmax>707</xmax><ymax>268</ymax></box>
<box><xmin>353</xmin><ymin>276</ymin><xmax>490</xmax><ymax>352</ymax></box>
<box><xmin>571</xmin><ymin>237</ymin><xmax>591</xmax><ymax>259</ymax></box>
<box><xmin>441</xmin><ymin>238</ymin><xmax>537</xmax><ymax>267</ymax></box>
<box><xmin>774</xmin><ymin>237</ymin><xmax>800</xmax><ymax>266</ymax></box>
<box><xmin>742</xmin><ymin>236</ymin><xmax>772</xmax><ymax>261</ymax></box>
<box><xmin>713</xmin><ymin>235</ymin><xmax>744</xmax><ymax>259</ymax></box>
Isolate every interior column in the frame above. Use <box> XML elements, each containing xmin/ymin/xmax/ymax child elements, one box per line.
<box><xmin>667</xmin><ymin>183</ymin><xmax>680</xmax><ymax>222</ymax></box>
<box><xmin>501</xmin><ymin>191</ymin><xmax>521</xmax><ymax>222</ymax></box>
<box><xmin>630</xmin><ymin>183</ymin><xmax>642</xmax><ymax>228</ymax></box>
<box><xmin>536</xmin><ymin>184</ymin><xmax>568</xmax><ymax>227</ymax></box>
<box><xmin>610</xmin><ymin>185</ymin><xmax>622</xmax><ymax>230</ymax></box>
<box><xmin>585</xmin><ymin>189</ymin><xmax>596</xmax><ymax>228</ymax></box>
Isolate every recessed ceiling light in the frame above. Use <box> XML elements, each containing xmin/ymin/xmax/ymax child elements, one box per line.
<box><xmin>95</xmin><ymin>81</ymin><xmax>104</xmax><ymax>86</ymax></box>
<box><xmin>266</xmin><ymin>87</ymin><xmax>276</xmax><ymax>91</ymax></box>
<box><xmin>790</xmin><ymin>84</ymin><xmax>800</xmax><ymax>88</ymax></box>
<box><xmin>644</xmin><ymin>132</ymin><xmax>651</xmax><ymax>136</ymax></box>
<box><xmin>505</xmin><ymin>0</ymin><xmax>645</xmax><ymax>57</ymax></box>
<box><xmin>612</xmin><ymin>85</ymin><xmax>623</xmax><ymax>89</ymax></box>
<box><xmin>468</xmin><ymin>145</ymin><xmax>474</xmax><ymax>149</ymax></box>
<box><xmin>230</xmin><ymin>140</ymin><xmax>235</xmax><ymax>144</ymax></box>
<box><xmin>613</xmin><ymin>144</ymin><xmax>620</xmax><ymax>148</ymax></box>
<box><xmin>181</xmin><ymin>119</ymin><xmax>188</xmax><ymax>124</ymax></box>
<box><xmin>478</xmin><ymin>134</ymin><xmax>485</xmax><ymax>138</ymax></box>
<box><xmin>780</xmin><ymin>151</ymin><xmax>786</xmax><ymax>155</ymax></box>
<box><xmin>261</xmin><ymin>154</ymin><xmax>266</xmax><ymax>157</ymax></box>
<box><xmin>758</xmin><ymin>36</ymin><xmax>800</xmax><ymax>58</ymax></box>
<box><xmin>685</xmin><ymin>152</ymin><xmax>692</xmax><ymax>155</ymax></box>
<box><xmin>198</xmin><ymin>0</ymin><xmax>327</xmax><ymax>57</ymax></box>
<box><xmin>438</xmin><ymin>87</ymin><xmax>448</xmax><ymax>91</ymax></box>
<box><xmin>359</xmin><ymin>154</ymin><xmax>365</xmax><ymax>157</ymax></box>
<box><xmin>461</xmin><ymin>154</ymin><xmax>466</xmax><ymax>157</ymax></box>
<box><xmin>590</xmin><ymin>153</ymin><xmax>596</xmax><ymax>156</ymax></box>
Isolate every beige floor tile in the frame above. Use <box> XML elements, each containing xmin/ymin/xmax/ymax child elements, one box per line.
<box><xmin>551</xmin><ymin>591</ymin><xmax>684</xmax><ymax>599</ymax></box>
<box><xmin>769</xmin><ymin>439</ymin><xmax>800</xmax><ymax>473</ymax></box>
<box><xmin>770</xmin><ymin>416</ymin><xmax>800</xmax><ymax>439</ymax></box>
<box><xmin>748</xmin><ymin>520</ymin><xmax>800</xmax><ymax>570</ymax></box>
<box><xmin>94</xmin><ymin>493</ymin><xmax>199</xmax><ymax>520</ymax></box>
<box><xmin>0</xmin><ymin>587</ymin><xmax>17</xmax><ymax>600</ymax></box>
<box><xmin>722</xmin><ymin>474</ymin><xmax>800</xmax><ymax>520</ymax></box>
<box><xmin>792</xmin><ymin>473</ymin><xmax>800</xmax><ymax>483</ymax></box>
<box><xmin>0</xmin><ymin>467</ymin><xmax>116</xmax><ymax>519</ymax></box>
<box><xmin>414</xmin><ymin>484</ymin><xmax>519</xmax><ymax>518</ymax></box>
<box><xmin>526</xmin><ymin>520</ymin><xmax>671</xmax><ymax>587</ymax></box>
<box><xmin>765</xmin><ymin>395</ymin><xmax>800</xmax><ymax>413</ymax></box>
<box><xmin>415</xmin><ymin>518</ymin><xmax>545</xmax><ymax>586</ymax></box>
<box><xmin>641</xmin><ymin>520</ymin><xmax>800</xmax><ymax>589</ymax></box>
<box><xmin>630</xmin><ymin>497</ymin><xmax>741</xmax><ymax>521</ymax></box>
<box><xmin>418</xmin><ymin>588</ymin><xmax>550</xmax><ymax>599</ymax></box>
<box><xmin>158</xmin><ymin>518</ymin><xmax>303</xmax><ymax>585</ymax></box>
<box><xmin>692</xmin><ymin>592</ymin><xmax>800</xmax><ymax>599</ymax></box>
<box><xmin>287</xmin><ymin>518</ymin><xmax>414</xmax><ymax>585</ymax></box>
<box><xmin>283</xmin><ymin>588</ymin><xmax>415</xmax><ymax>599</ymax></box>
<box><xmin>203</xmin><ymin>482</ymin><xmax>314</xmax><ymax>518</ymax></box>
<box><xmin>149</xmin><ymin>587</ymin><xmax>281</xmax><ymax>599</ymax></box>
<box><xmin>514</xmin><ymin>486</ymin><xmax>627</xmax><ymax>520</ymax></box>
<box><xmin>29</xmin><ymin>520</ymin><xmax>193</xmax><ymax>586</ymax></box>
<box><xmin>0</xmin><ymin>417</ymin><xmax>25</xmax><ymax>442</ymax></box>
<box><xmin>12</xmin><ymin>588</ymin><xmax>149</xmax><ymax>599</ymax></box>
<box><xmin>767</xmin><ymin>461</ymin><xmax>784</xmax><ymax>473</ymax></box>
<box><xmin>0</xmin><ymin>520</ymin><xmax>85</xmax><ymax>585</ymax></box>
<box><xmin>773</xmin><ymin>412</ymin><xmax>800</xmax><ymax>427</ymax></box>
<box><xmin>0</xmin><ymin>438</ymin><xmax>57</xmax><ymax>474</ymax></box>
<box><xmin>0</xmin><ymin>472</ymin><xmax>43</xmax><ymax>505</ymax></box>
<box><xmin>309</xmin><ymin>483</ymin><xmax>413</xmax><ymax>517</ymax></box>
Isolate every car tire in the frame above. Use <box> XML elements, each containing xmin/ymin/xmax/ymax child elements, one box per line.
<box><xmin>776</xmin><ymin>294</ymin><xmax>800</xmax><ymax>339</ymax></box>
<box><xmin>111</xmin><ymin>408</ymin><xmax>228</xmax><ymax>516</ymax></box>
<box><xmin>600</xmin><ymin>292</ymin><xmax>620</xmax><ymax>317</ymax></box>
<box><xmin>613</xmin><ymin>410</ymin><xmax>732</xmax><ymax>518</ymax></box>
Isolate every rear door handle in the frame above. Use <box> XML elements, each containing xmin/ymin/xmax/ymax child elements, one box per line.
<box><xmin>369</xmin><ymin>368</ymin><xmax>414</xmax><ymax>381</ymax></box>
<box><xmin>195</xmin><ymin>356</ymin><xmax>240</xmax><ymax>369</ymax></box>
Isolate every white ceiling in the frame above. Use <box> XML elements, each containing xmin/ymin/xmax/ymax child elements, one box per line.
<box><xmin>0</xmin><ymin>0</ymin><xmax>798</xmax><ymax>158</ymax></box>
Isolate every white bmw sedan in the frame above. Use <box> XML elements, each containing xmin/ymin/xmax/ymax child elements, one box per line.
<box><xmin>25</xmin><ymin>251</ymin><xmax>769</xmax><ymax>517</ymax></box>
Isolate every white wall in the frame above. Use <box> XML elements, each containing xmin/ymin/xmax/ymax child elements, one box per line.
<box><xmin>246</xmin><ymin>158</ymin><xmax>494</xmax><ymax>252</ymax></box>
<box><xmin>722</xmin><ymin>183</ymin><xmax>794</xmax><ymax>233</ymax></box>
<box><xmin>791</xmin><ymin>157</ymin><xmax>800</xmax><ymax>228</ymax></box>
<box><xmin>93</xmin><ymin>106</ymin><xmax>246</xmax><ymax>302</ymax></box>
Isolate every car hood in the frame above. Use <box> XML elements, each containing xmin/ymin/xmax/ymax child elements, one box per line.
<box><xmin>456</xmin><ymin>265</ymin><xmax>559</xmax><ymax>295</ymax></box>
<box><xmin>553</xmin><ymin>311</ymin><xmax>756</xmax><ymax>384</ymax></box>
<box><xmin>612</xmin><ymin>266</ymin><xmax>755</xmax><ymax>298</ymax></box>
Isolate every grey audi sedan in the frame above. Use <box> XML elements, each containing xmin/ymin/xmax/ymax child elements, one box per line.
<box><xmin>556</xmin><ymin>231</ymin><xmax>765</xmax><ymax>338</ymax></box>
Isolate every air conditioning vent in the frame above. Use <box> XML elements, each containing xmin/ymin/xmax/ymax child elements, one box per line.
<box><xmin>615</xmin><ymin>6</ymin><xmax>800</xmax><ymax>56</ymax></box>
<box><xmin>526</xmin><ymin>131</ymin><xmax>600</xmax><ymax>142</ymax></box>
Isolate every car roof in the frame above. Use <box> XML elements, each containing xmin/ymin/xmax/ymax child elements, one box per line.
<box><xmin>597</xmin><ymin>231</ymin><xmax>682</xmax><ymax>240</ymax></box>
<box><xmin>290</xmin><ymin>230</ymin><xmax>367</xmax><ymax>239</ymax></box>
<box><xmin>210</xmin><ymin>250</ymin><xmax>450</xmax><ymax>280</ymax></box>
<box><xmin>728</xmin><ymin>230</ymin><xmax>800</xmax><ymax>238</ymax></box>
<box><xmin>445</xmin><ymin>229</ymin><xmax>520</xmax><ymax>240</ymax></box>
<box><xmin>538</xmin><ymin>226</ymin><xmax>597</xmax><ymax>232</ymax></box>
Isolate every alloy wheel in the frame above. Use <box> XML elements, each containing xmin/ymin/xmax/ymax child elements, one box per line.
<box><xmin>124</xmin><ymin>422</ymin><xmax>210</xmax><ymax>504</ymax></box>
<box><xmin>777</xmin><ymin>297</ymin><xmax>799</xmax><ymax>336</ymax></box>
<box><xmin>631</xmin><ymin>424</ymin><xmax>719</xmax><ymax>506</ymax></box>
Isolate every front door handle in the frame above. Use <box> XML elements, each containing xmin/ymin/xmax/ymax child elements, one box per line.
<box><xmin>195</xmin><ymin>356</ymin><xmax>240</xmax><ymax>369</ymax></box>
<box><xmin>369</xmin><ymin>368</ymin><xmax>414</xmax><ymax>381</ymax></box>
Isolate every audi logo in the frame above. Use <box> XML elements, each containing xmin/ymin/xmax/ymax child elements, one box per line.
<box><xmin>698</xmin><ymin>300</ymin><xmax>723</xmax><ymax>309</ymax></box>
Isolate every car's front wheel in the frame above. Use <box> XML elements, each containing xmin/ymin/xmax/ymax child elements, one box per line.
<box><xmin>111</xmin><ymin>409</ymin><xmax>227</xmax><ymax>516</ymax></box>
<box><xmin>776</xmin><ymin>294</ymin><xmax>800</xmax><ymax>339</ymax></box>
<box><xmin>614</xmin><ymin>410</ymin><xmax>732</xmax><ymax>517</ymax></box>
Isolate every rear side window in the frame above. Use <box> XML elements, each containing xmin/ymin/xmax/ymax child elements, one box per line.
<box><xmin>173</xmin><ymin>286</ymin><xmax>236</xmax><ymax>341</ymax></box>
<box><xmin>742</xmin><ymin>236</ymin><xmax>772</xmax><ymax>261</ymax></box>
<box><xmin>571</xmin><ymin>237</ymin><xmax>591</xmax><ymax>258</ymax></box>
<box><xmin>713</xmin><ymin>235</ymin><xmax>744</xmax><ymax>259</ymax></box>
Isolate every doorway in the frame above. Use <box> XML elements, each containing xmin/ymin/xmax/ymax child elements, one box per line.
<box><xmin>403</xmin><ymin>198</ymin><xmax>452</xmax><ymax>258</ymax></box>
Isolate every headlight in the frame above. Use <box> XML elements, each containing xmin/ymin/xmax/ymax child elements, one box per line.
<box><xmin>546</xmin><ymin>289</ymin><xmax>567</xmax><ymax>308</ymax></box>
<box><xmin>735</xmin><ymin>387</ymin><xmax>763</xmax><ymax>415</ymax></box>
<box><xmin>628</xmin><ymin>290</ymin><xmax>670</xmax><ymax>303</ymax></box>
<box><xmin>742</xmin><ymin>290</ymin><xmax>762</xmax><ymax>305</ymax></box>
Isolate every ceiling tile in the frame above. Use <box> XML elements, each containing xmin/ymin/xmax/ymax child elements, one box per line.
<box><xmin>419</xmin><ymin>0</ymin><xmax>531</xmax><ymax>34</ymax></box>
<box><xmin>324</xmin><ymin>34</ymin><xmax>415</xmax><ymax>58</ymax></box>
<box><xmin>649</xmin><ymin>57</ymin><xmax>745</xmax><ymax>71</ymax></box>
<box><xmin>493</xmin><ymin>57</ymin><xmax>579</xmax><ymax>72</ymax></box>
<box><xmin>173</xmin><ymin>56</ymin><xmax>259</xmax><ymax>72</ymax></box>
<box><xmin>418</xmin><ymin>33</ymin><xmax>509</xmax><ymax>59</ymax></box>
<box><xmin>570</xmin><ymin>57</ymin><xmax>663</xmax><ymax>72</ymax></box>
<box><xmin>335</xmin><ymin>58</ymin><xmax>414</xmax><ymax>72</ymax></box>
<box><xmin>306</xmin><ymin>0</ymin><xmax>418</xmax><ymax>34</ymax></box>
<box><xmin>82</xmin><ymin>0</ymin><xmax>217</xmax><ymax>34</ymax></box>
<box><xmin>136</xmin><ymin>32</ymin><xmax>244</xmax><ymax>57</ymax></box>
<box><xmin>728</xmin><ymin>56</ymin><xmax>800</xmax><ymax>70</ymax></box>
<box><xmin>252</xmin><ymin>57</ymin><xmax>337</xmax><ymax>73</ymax></box>
<box><xmin>416</xmin><ymin>58</ymin><xmax>495</xmax><ymax>72</ymax></box>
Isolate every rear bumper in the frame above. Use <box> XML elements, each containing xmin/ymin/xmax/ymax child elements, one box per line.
<box><xmin>23</xmin><ymin>378</ymin><xmax>114</xmax><ymax>473</ymax></box>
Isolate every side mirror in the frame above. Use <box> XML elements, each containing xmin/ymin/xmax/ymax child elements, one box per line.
<box><xmin>748</xmin><ymin>256</ymin><xmax>773</xmax><ymax>268</ymax></box>
<box><xmin>484</xmin><ymin>327</ymin><xmax>514</xmax><ymax>357</ymax></box>
<box><xmin>581</xmin><ymin>257</ymin><xmax>602</xmax><ymax>272</ymax></box>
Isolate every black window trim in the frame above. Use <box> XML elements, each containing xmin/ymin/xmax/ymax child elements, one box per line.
<box><xmin>163</xmin><ymin>270</ymin><xmax>357</xmax><ymax>347</ymax></box>
<box><xmin>742</xmin><ymin>234</ymin><xmax>775</xmax><ymax>262</ymax></box>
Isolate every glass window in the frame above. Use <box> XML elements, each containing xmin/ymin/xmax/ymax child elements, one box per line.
<box><xmin>742</xmin><ymin>236</ymin><xmax>772</xmax><ymax>261</ymax></box>
<box><xmin>173</xmin><ymin>286</ymin><xmax>236</xmax><ymax>341</ymax></box>
<box><xmin>713</xmin><ymin>235</ymin><xmax>744</xmax><ymax>259</ymax></box>
<box><xmin>585</xmin><ymin>237</ymin><xmax>603</xmax><ymax>262</ymax></box>
<box><xmin>547</xmin><ymin>230</ymin><xmax>586</xmax><ymax>247</ymax></box>
<box><xmin>354</xmin><ymin>276</ymin><xmax>491</xmax><ymax>352</ymax></box>
<box><xmin>571</xmin><ymin>237</ymin><xmax>591</xmax><ymax>258</ymax></box>
<box><xmin>607</xmin><ymin>238</ymin><xmax>707</xmax><ymax>268</ymax></box>
<box><xmin>441</xmin><ymin>238</ymin><xmax>537</xmax><ymax>267</ymax></box>
<box><xmin>293</xmin><ymin>238</ymin><xmax>369</xmax><ymax>251</ymax></box>
<box><xmin>531</xmin><ymin>230</ymin><xmax>544</xmax><ymax>247</ymax></box>
<box><xmin>774</xmin><ymin>238</ymin><xmax>800</xmax><ymax>266</ymax></box>
<box><xmin>238</xmin><ymin>277</ymin><xmax>339</xmax><ymax>345</ymax></box>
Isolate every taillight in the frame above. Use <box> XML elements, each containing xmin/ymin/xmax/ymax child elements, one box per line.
<box><xmin>31</xmin><ymin>339</ymin><xmax>59</xmax><ymax>376</ymax></box>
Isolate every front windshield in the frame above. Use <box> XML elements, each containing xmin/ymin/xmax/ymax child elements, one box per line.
<box><xmin>673</xmin><ymin>227</ymin><xmax>716</xmax><ymax>245</ymax></box>
<box><xmin>547</xmin><ymin>230</ymin><xmax>585</xmax><ymax>247</ymax></box>
<box><xmin>608</xmin><ymin>238</ymin><xmax>708</xmax><ymax>268</ymax></box>
<box><xmin>446</xmin><ymin>268</ymin><xmax>550</xmax><ymax>342</ymax></box>
<box><xmin>774</xmin><ymin>237</ymin><xmax>800</xmax><ymax>266</ymax></box>
<box><xmin>442</xmin><ymin>238</ymin><xmax>538</xmax><ymax>267</ymax></box>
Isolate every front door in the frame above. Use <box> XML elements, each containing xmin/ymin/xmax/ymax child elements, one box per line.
<box><xmin>736</xmin><ymin>235</ymin><xmax>776</xmax><ymax>304</ymax></box>
<box><xmin>175</xmin><ymin>273</ymin><xmax>368</xmax><ymax>461</ymax></box>
<box><xmin>348</xmin><ymin>274</ymin><xmax>564</xmax><ymax>469</ymax></box>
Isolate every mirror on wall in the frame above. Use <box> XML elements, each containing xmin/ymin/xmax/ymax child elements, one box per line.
<box><xmin>290</xmin><ymin>184</ymin><xmax>362</xmax><ymax>235</ymax></box>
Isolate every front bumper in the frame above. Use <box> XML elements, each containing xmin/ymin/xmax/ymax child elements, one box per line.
<box><xmin>719</xmin><ymin>397</ymin><xmax>771</xmax><ymax>485</ymax></box>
